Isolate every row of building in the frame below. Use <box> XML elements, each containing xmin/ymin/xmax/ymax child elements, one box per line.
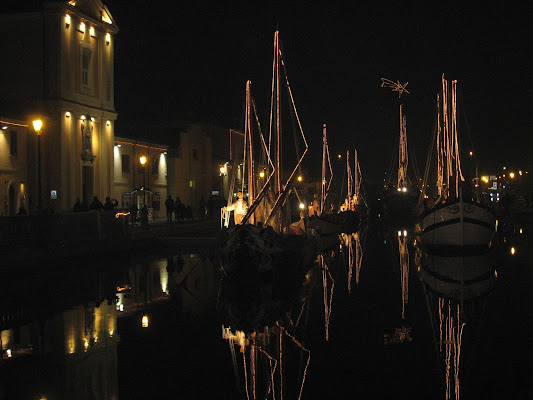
<box><xmin>0</xmin><ymin>1</ymin><xmax>236</xmax><ymax>216</ymax></box>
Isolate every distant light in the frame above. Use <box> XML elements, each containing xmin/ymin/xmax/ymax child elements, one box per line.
<box><xmin>519</xmin><ymin>228</ymin><xmax>523</xmax><ymax>234</ymax></box>
<box><xmin>481</xmin><ymin>176</ymin><xmax>489</xmax><ymax>183</ymax></box>
<box><xmin>81</xmin><ymin>115</ymin><xmax>86</xmax><ymax>120</ymax></box>
<box><xmin>6</xmin><ymin>349</ymin><xmax>12</xmax><ymax>358</ymax></box>
<box><xmin>116</xmin><ymin>144</ymin><xmax>121</xmax><ymax>147</ymax></box>
<box><xmin>510</xmin><ymin>247</ymin><xmax>516</xmax><ymax>255</ymax></box>
<box><xmin>259</xmin><ymin>171</ymin><xmax>265</xmax><ymax>178</ymax></box>
<box><xmin>469</xmin><ymin>151</ymin><xmax>473</xmax><ymax>156</ymax></box>
<box><xmin>398</xmin><ymin>230</ymin><xmax>402</xmax><ymax>237</ymax></box>
<box><xmin>139</xmin><ymin>156</ymin><xmax>147</xmax><ymax>165</ymax></box>
<box><xmin>403</xmin><ymin>230</ymin><xmax>407</xmax><ymax>237</ymax></box>
<box><xmin>106</xmin><ymin>33</ymin><xmax>111</xmax><ymax>44</ymax></box>
<box><xmin>299</xmin><ymin>203</ymin><xmax>305</xmax><ymax>209</ymax></box>
<box><xmin>1</xmin><ymin>125</ymin><xmax>7</xmax><ymax>130</ymax></box>
<box><xmin>90</xmin><ymin>116</ymin><xmax>95</xmax><ymax>122</ymax></box>
<box><xmin>142</xmin><ymin>315</ymin><xmax>149</xmax><ymax>328</ymax></box>
<box><xmin>79</xmin><ymin>22</ymin><xmax>85</xmax><ymax>32</ymax></box>
<box><xmin>509</xmin><ymin>172</ymin><xmax>515</xmax><ymax>179</ymax></box>
<box><xmin>402</xmin><ymin>187</ymin><xmax>407</xmax><ymax>192</ymax></box>
<box><xmin>337</xmin><ymin>154</ymin><xmax>341</xmax><ymax>159</ymax></box>
<box><xmin>65</xmin><ymin>14</ymin><xmax>71</xmax><ymax>27</ymax></box>
<box><xmin>297</xmin><ymin>175</ymin><xmax>302</xmax><ymax>182</ymax></box>
<box><xmin>106</xmin><ymin>120</ymin><xmax>111</xmax><ymax>126</ymax></box>
<box><xmin>65</xmin><ymin>111</ymin><xmax>71</xmax><ymax>118</ymax></box>
<box><xmin>89</xmin><ymin>26</ymin><xmax>95</xmax><ymax>37</ymax></box>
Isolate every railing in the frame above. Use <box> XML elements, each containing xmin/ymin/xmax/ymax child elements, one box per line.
<box><xmin>0</xmin><ymin>211</ymin><xmax>129</xmax><ymax>252</ymax></box>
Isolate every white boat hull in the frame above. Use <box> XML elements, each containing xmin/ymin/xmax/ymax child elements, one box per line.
<box><xmin>418</xmin><ymin>199</ymin><xmax>496</xmax><ymax>253</ymax></box>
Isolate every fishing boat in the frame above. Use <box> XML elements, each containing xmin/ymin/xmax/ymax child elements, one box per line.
<box><xmin>416</xmin><ymin>75</ymin><xmax>497</xmax><ymax>255</ymax></box>
<box><xmin>217</xmin><ymin>31</ymin><xmax>318</xmax><ymax>400</ymax></box>
<box><xmin>306</xmin><ymin>124</ymin><xmax>360</xmax><ymax>249</ymax></box>
<box><xmin>217</xmin><ymin>31</ymin><xmax>316</xmax><ymax>334</ymax></box>
<box><xmin>380</xmin><ymin>78</ymin><xmax>420</xmax><ymax>228</ymax></box>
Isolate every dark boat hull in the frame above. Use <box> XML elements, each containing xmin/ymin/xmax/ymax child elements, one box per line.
<box><xmin>217</xmin><ymin>224</ymin><xmax>316</xmax><ymax>333</ymax></box>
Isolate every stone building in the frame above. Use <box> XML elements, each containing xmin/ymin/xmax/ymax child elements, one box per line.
<box><xmin>0</xmin><ymin>0</ymin><xmax>118</xmax><ymax>212</ymax></box>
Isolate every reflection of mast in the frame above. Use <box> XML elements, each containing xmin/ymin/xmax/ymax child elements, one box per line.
<box><xmin>381</xmin><ymin>78</ymin><xmax>410</xmax><ymax>189</ymax></box>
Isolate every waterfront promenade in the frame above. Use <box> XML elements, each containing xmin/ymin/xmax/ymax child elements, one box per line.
<box><xmin>0</xmin><ymin>211</ymin><xmax>220</xmax><ymax>271</ymax></box>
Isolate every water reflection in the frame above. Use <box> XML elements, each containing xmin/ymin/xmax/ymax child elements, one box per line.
<box><xmin>0</xmin><ymin>264</ymin><xmax>121</xmax><ymax>400</ymax></box>
<box><xmin>0</xmin><ymin>213</ymin><xmax>529</xmax><ymax>399</ymax></box>
<box><xmin>0</xmin><ymin>250</ymin><xmax>218</xmax><ymax>400</ymax></box>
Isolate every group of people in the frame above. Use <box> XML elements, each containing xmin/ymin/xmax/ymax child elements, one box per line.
<box><xmin>73</xmin><ymin>196</ymin><xmax>118</xmax><ymax>212</ymax></box>
<box><xmin>164</xmin><ymin>195</ymin><xmax>192</xmax><ymax>223</ymax></box>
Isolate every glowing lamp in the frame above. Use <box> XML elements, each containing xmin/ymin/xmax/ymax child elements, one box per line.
<box><xmin>32</xmin><ymin>119</ymin><xmax>42</xmax><ymax>133</ymax></box>
<box><xmin>139</xmin><ymin>156</ymin><xmax>147</xmax><ymax>166</ymax></box>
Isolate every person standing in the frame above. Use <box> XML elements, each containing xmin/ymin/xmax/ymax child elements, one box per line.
<box><xmin>222</xmin><ymin>191</ymin><xmax>248</xmax><ymax>225</ymax></box>
<box><xmin>104</xmin><ymin>197</ymin><xmax>118</xmax><ymax>210</ymax></box>
<box><xmin>89</xmin><ymin>195</ymin><xmax>104</xmax><ymax>211</ymax></box>
<box><xmin>165</xmin><ymin>195</ymin><xmax>175</xmax><ymax>222</ymax></box>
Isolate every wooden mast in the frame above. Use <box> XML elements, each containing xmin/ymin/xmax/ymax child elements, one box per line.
<box><xmin>245</xmin><ymin>80</ymin><xmax>255</xmax><ymax>224</ymax></box>
<box><xmin>274</xmin><ymin>30</ymin><xmax>282</xmax><ymax>196</ymax></box>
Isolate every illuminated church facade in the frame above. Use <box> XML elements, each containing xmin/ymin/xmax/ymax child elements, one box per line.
<box><xmin>0</xmin><ymin>0</ymin><xmax>118</xmax><ymax>213</ymax></box>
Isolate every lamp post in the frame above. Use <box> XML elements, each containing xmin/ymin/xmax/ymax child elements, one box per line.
<box><xmin>32</xmin><ymin>119</ymin><xmax>42</xmax><ymax>213</ymax></box>
<box><xmin>139</xmin><ymin>156</ymin><xmax>147</xmax><ymax>205</ymax></box>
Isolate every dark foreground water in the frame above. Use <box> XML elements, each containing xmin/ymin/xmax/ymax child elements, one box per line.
<box><xmin>0</xmin><ymin>212</ymin><xmax>531</xmax><ymax>399</ymax></box>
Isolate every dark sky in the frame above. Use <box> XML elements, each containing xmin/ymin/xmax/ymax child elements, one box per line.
<box><xmin>109</xmin><ymin>1</ymin><xmax>533</xmax><ymax>182</ymax></box>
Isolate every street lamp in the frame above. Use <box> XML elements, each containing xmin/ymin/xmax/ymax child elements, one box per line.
<box><xmin>139</xmin><ymin>156</ymin><xmax>147</xmax><ymax>205</ymax></box>
<box><xmin>32</xmin><ymin>119</ymin><xmax>42</xmax><ymax>213</ymax></box>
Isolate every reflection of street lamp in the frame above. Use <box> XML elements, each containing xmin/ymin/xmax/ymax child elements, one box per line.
<box><xmin>139</xmin><ymin>156</ymin><xmax>147</xmax><ymax>205</ymax></box>
<box><xmin>32</xmin><ymin>119</ymin><xmax>42</xmax><ymax>212</ymax></box>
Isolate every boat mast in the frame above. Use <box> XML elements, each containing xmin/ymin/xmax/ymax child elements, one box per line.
<box><xmin>245</xmin><ymin>80</ymin><xmax>255</xmax><ymax>223</ymax></box>
<box><xmin>274</xmin><ymin>31</ymin><xmax>282</xmax><ymax>196</ymax></box>
<box><xmin>381</xmin><ymin>78</ymin><xmax>410</xmax><ymax>189</ymax></box>
<box><xmin>321</xmin><ymin>124</ymin><xmax>327</xmax><ymax>214</ymax></box>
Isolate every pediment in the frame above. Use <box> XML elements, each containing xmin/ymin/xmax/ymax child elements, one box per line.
<box><xmin>67</xmin><ymin>0</ymin><xmax>116</xmax><ymax>27</ymax></box>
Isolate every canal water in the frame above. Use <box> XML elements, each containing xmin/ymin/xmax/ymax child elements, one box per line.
<box><xmin>0</xmin><ymin>211</ymin><xmax>531</xmax><ymax>399</ymax></box>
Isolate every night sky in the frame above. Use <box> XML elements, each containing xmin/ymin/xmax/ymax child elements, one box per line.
<box><xmin>109</xmin><ymin>1</ymin><xmax>533</xmax><ymax>182</ymax></box>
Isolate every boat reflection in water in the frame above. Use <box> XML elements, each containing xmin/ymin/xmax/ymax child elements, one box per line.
<box><xmin>415</xmin><ymin>247</ymin><xmax>498</xmax><ymax>302</ymax></box>
<box><xmin>414</xmin><ymin>240</ymin><xmax>500</xmax><ymax>400</ymax></box>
